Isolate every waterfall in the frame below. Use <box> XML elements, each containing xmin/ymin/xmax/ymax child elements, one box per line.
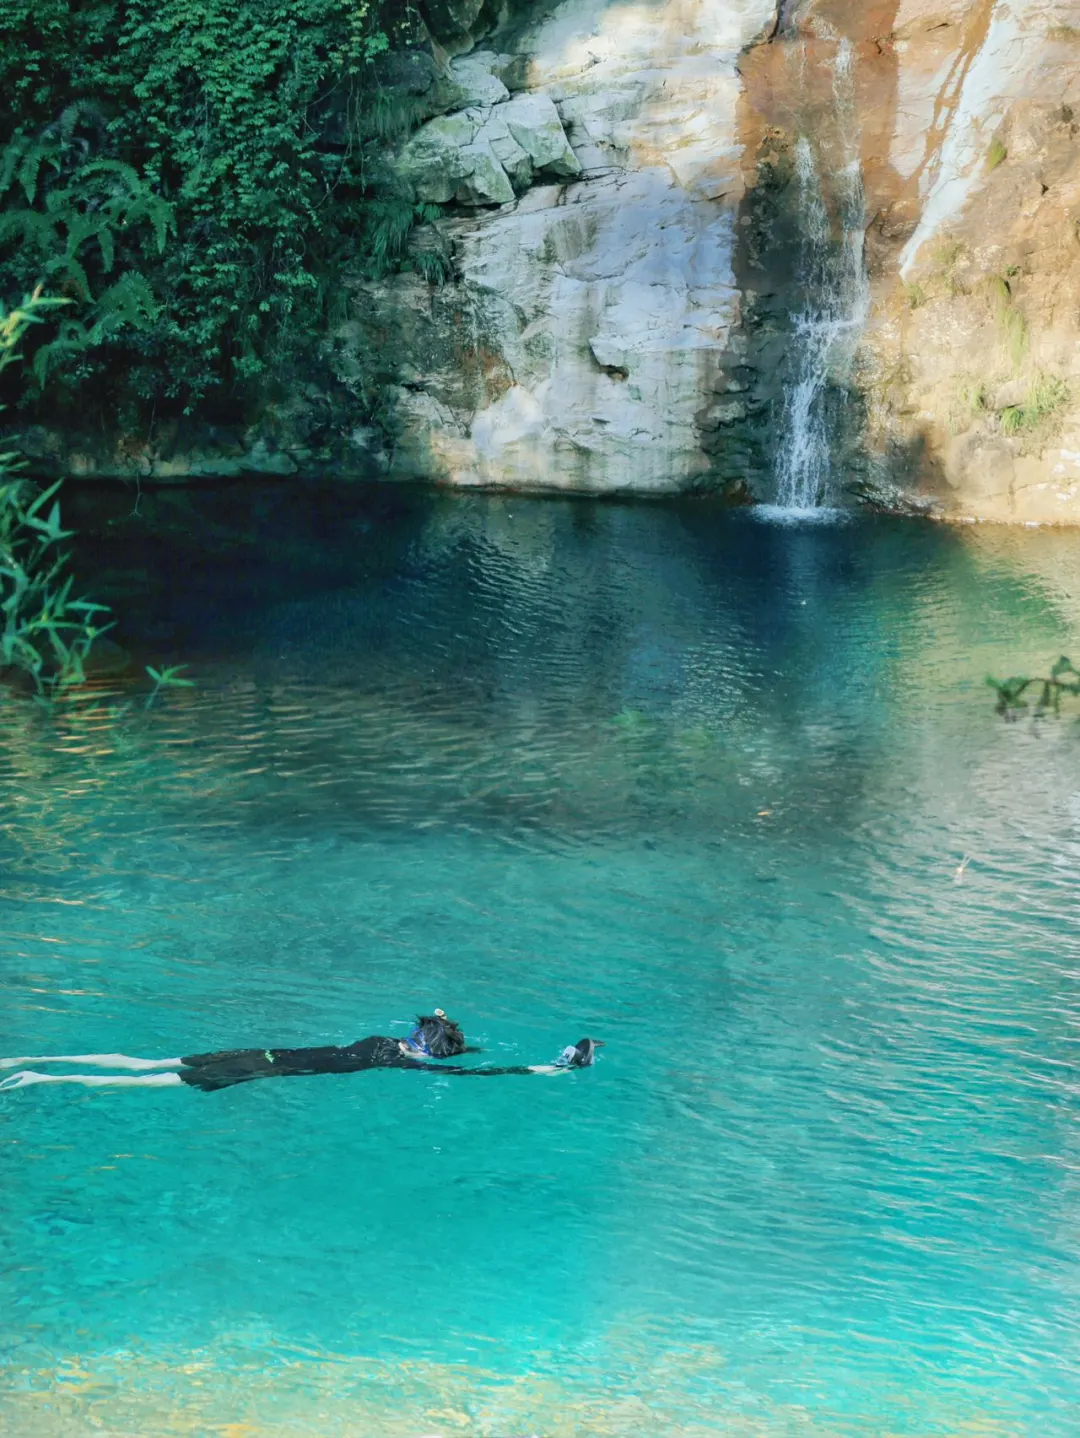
<box><xmin>773</xmin><ymin>38</ymin><xmax>869</xmax><ymax>512</ymax></box>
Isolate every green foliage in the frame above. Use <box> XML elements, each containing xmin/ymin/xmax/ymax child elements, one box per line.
<box><xmin>0</xmin><ymin>0</ymin><xmax>430</xmax><ymax>419</ymax></box>
<box><xmin>932</xmin><ymin>239</ymin><xmax>965</xmax><ymax>269</ymax></box>
<box><xmin>945</xmin><ymin>375</ymin><xmax>993</xmax><ymax>437</ymax></box>
<box><xmin>365</xmin><ymin>198</ymin><xmax>443</xmax><ymax>271</ymax></box>
<box><xmin>991</xmin><ymin>275</ymin><xmax>1028</xmax><ymax>370</ymax></box>
<box><xmin>999</xmin><ymin>372</ymin><xmax>1069</xmax><ymax>436</ymax></box>
<box><xmin>904</xmin><ymin>282</ymin><xmax>926</xmax><ymax>310</ymax></box>
<box><xmin>411</xmin><ymin>246</ymin><xmax>453</xmax><ymax>286</ymax></box>
<box><xmin>145</xmin><ymin>662</ymin><xmax>194</xmax><ymax>705</ymax></box>
<box><xmin>960</xmin><ymin>378</ymin><xmax>989</xmax><ymax>414</ymax></box>
<box><xmin>1030</xmin><ymin>371</ymin><xmax>1070</xmax><ymax>415</ymax></box>
<box><xmin>368</xmin><ymin>194</ymin><xmax>454</xmax><ymax>285</ymax></box>
<box><xmin>0</xmin><ymin>290</ymin><xmax>114</xmax><ymax>695</ymax></box>
<box><xmin>929</xmin><ymin>238</ymin><xmax>967</xmax><ymax>298</ymax></box>
<box><xmin>986</xmin><ymin>136</ymin><xmax>1008</xmax><ymax>170</ymax></box>
<box><xmin>987</xmin><ymin>657</ymin><xmax>1080</xmax><ymax>718</ymax></box>
<box><xmin>0</xmin><ymin>474</ymin><xmax>113</xmax><ymax>695</ymax></box>
<box><xmin>363</xmin><ymin>89</ymin><xmax>432</xmax><ymax>141</ymax></box>
<box><xmin>1</xmin><ymin>287</ymin><xmax>197</xmax><ymax>706</ymax></box>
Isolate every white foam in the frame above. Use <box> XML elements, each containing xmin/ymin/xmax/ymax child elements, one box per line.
<box><xmin>751</xmin><ymin>504</ymin><xmax>851</xmax><ymax>526</ymax></box>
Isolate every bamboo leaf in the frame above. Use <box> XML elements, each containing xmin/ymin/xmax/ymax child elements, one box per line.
<box><xmin>24</xmin><ymin>480</ymin><xmax>63</xmax><ymax>519</ymax></box>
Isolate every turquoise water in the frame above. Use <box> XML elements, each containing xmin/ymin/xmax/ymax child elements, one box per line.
<box><xmin>3</xmin><ymin>491</ymin><xmax>1080</xmax><ymax>1435</ymax></box>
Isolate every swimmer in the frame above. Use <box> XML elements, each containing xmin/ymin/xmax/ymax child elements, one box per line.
<box><xmin>0</xmin><ymin>1010</ymin><xmax>604</xmax><ymax>1092</ymax></box>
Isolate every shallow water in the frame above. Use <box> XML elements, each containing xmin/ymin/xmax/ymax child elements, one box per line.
<box><xmin>3</xmin><ymin>490</ymin><xmax>1080</xmax><ymax>1436</ymax></box>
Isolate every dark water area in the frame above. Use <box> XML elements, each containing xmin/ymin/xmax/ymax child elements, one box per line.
<box><xmin>3</xmin><ymin>484</ymin><xmax>1080</xmax><ymax>1435</ymax></box>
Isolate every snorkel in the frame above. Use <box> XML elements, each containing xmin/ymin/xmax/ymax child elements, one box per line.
<box><xmin>404</xmin><ymin>1008</ymin><xmax>466</xmax><ymax>1058</ymax></box>
<box><xmin>403</xmin><ymin>1026</ymin><xmax>432</xmax><ymax>1056</ymax></box>
<box><xmin>554</xmin><ymin>1037</ymin><xmax>605</xmax><ymax>1069</ymax></box>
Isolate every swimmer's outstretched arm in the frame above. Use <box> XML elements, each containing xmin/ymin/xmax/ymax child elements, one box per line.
<box><xmin>402</xmin><ymin>1059</ymin><xmax>566</xmax><ymax>1076</ymax></box>
<box><xmin>404</xmin><ymin>1037</ymin><xmax>601</xmax><ymax>1076</ymax></box>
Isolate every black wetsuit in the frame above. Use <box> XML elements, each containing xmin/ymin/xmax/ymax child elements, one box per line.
<box><xmin>178</xmin><ymin>1036</ymin><xmax>536</xmax><ymax>1091</ymax></box>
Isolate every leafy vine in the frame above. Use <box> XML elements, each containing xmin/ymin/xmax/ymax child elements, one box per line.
<box><xmin>0</xmin><ymin>0</ymin><xmax>421</xmax><ymax>419</ymax></box>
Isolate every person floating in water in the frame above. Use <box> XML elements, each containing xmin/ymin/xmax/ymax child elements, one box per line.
<box><xmin>0</xmin><ymin>1010</ymin><xmax>604</xmax><ymax>1092</ymax></box>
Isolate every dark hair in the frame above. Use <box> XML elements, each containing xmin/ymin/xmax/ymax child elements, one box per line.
<box><xmin>414</xmin><ymin>1012</ymin><xmax>466</xmax><ymax>1058</ymax></box>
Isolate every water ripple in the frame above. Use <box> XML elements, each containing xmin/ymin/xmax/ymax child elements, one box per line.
<box><xmin>2</xmin><ymin>499</ymin><xmax>1080</xmax><ymax>1432</ymax></box>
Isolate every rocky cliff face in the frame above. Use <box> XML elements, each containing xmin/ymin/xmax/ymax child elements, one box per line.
<box><xmin>853</xmin><ymin>1</ymin><xmax>1080</xmax><ymax>523</ymax></box>
<box><xmin>352</xmin><ymin>0</ymin><xmax>777</xmax><ymax>496</ymax></box>
<box><xmin>25</xmin><ymin>0</ymin><xmax>1080</xmax><ymax>523</ymax></box>
<box><xmin>352</xmin><ymin>0</ymin><xmax>1080</xmax><ymax>519</ymax></box>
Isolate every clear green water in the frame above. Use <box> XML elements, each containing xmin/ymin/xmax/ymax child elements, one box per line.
<box><xmin>3</xmin><ymin>491</ymin><xmax>1080</xmax><ymax>1436</ymax></box>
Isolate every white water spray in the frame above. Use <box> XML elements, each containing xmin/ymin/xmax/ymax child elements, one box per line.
<box><xmin>773</xmin><ymin>39</ymin><xmax>869</xmax><ymax>512</ymax></box>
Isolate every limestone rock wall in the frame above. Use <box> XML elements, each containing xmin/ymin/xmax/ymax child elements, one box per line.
<box><xmin>353</xmin><ymin>0</ymin><xmax>778</xmax><ymax>495</ymax></box>
<box><xmin>731</xmin><ymin>0</ymin><xmax>1080</xmax><ymax>521</ymax></box>
<box><xmin>857</xmin><ymin>1</ymin><xmax>1080</xmax><ymax>523</ymax></box>
<box><xmin>20</xmin><ymin>0</ymin><xmax>1080</xmax><ymax>523</ymax></box>
<box><xmin>358</xmin><ymin>0</ymin><xmax>1080</xmax><ymax>519</ymax></box>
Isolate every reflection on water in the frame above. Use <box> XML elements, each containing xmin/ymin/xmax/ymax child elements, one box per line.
<box><xmin>3</xmin><ymin>489</ymin><xmax>1080</xmax><ymax>1435</ymax></box>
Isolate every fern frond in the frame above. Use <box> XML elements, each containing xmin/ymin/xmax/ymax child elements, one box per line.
<box><xmin>48</xmin><ymin>253</ymin><xmax>91</xmax><ymax>301</ymax></box>
<box><xmin>17</xmin><ymin>142</ymin><xmax>60</xmax><ymax>204</ymax></box>
<box><xmin>31</xmin><ymin>329</ymin><xmax>97</xmax><ymax>387</ymax></box>
<box><xmin>90</xmin><ymin>270</ymin><xmax>159</xmax><ymax>334</ymax></box>
<box><xmin>0</xmin><ymin>136</ymin><xmax>29</xmax><ymax>196</ymax></box>
<box><xmin>120</xmin><ymin>190</ymin><xmax>176</xmax><ymax>253</ymax></box>
<box><xmin>55</xmin><ymin>101</ymin><xmax>108</xmax><ymax>147</ymax></box>
<box><xmin>0</xmin><ymin>209</ymin><xmax>59</xmax><ymax>254</ymax></box>
<box><xmin>77</xmin><ymin>158</ymin><xmax>144</xmax><ymax>193</ymax></box>
<box><xmin>64</xmin><ymin>212</ymin><xmax>99</xmax><ymax>259</ymax></box>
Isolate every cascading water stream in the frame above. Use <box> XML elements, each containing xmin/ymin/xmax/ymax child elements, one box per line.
<box><xmin>773</xmin><ymin>38</ymin><xmax>870</xmax><ymax>512</ymax></box>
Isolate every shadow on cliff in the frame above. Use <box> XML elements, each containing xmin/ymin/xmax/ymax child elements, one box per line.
<box><xmin>845</xmin><ymin>423</ymin><xmax>952</xmax><ymax>516</ymax></box>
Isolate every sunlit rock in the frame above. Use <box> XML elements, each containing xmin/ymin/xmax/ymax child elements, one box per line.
<box><xmin>365</xmin><ymin>0</ymin><xmax>777</xmax><ymax>495</ymax></box>
<box><xmin>473</xmin><ymin>110</ymin><xmax>534</xmax><ymax>192</ymax></box>
<box><xmin>397</xmin><ymin>112</ymin><xmax>482</xmax><ymax>205</ymax></box>
<box><xmin>455</xmin><ymin>142</ymin><xmax>517</xmax><ymax>206</ymax></box>
<box><xmin>398</xmin><ymin>89</ymin><xmax>579</xmax><ymax>208</ymax></box>
<box><xmin>500</xmin><ymin>93</ymin><xmax>581</xmax><ymax>178</ymax></box>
